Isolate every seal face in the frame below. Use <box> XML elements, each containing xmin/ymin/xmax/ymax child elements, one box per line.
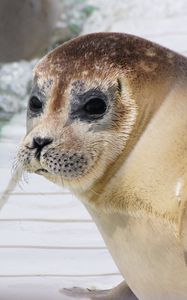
<box><xmin>18</xmin><ymin>33</ymin><xmax>143</xmax><ymax>191</ymax></box>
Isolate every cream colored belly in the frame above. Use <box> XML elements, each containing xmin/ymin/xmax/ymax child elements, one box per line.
<box><xmin>88</xmin><ymin>208</ymin><xmax>187</xmax><ymax>300</ymax></box>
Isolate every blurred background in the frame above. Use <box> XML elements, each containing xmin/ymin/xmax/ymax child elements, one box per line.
<box><xmin>0</xmin><ymin>0</ymin><xmax>187</xmax><ymax>299</ymax></box>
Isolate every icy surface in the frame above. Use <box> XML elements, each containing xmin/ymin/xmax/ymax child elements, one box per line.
<box><xmin>84</xmin><ymin>0</ymin><xmax>187</xmax><ymax>21</ymax></box>
<box><xmin>0</xmin><ymin>60</ymin><xmax>36</xmax><ymax>121</ymax></box>
<box><xmin>83</xmin><ymin>0</ymin><xmax>187</xmax><ymax>53</ymax></box>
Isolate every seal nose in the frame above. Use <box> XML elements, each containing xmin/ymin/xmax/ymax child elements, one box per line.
<box><xmin>33</xmin><ymin>137</ymin><xmax>53</xmax><ymax>159</ymax></box>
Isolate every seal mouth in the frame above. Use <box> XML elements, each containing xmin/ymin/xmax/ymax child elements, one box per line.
<box><xmin>35</xmin><ymin>168</ymin><xmax>49</xmax><ymax>174</ymax></box>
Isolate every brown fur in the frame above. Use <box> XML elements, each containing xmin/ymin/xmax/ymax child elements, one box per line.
<box><xmin>35</xmin><ymin>32</ymin><xmax>187</xmax><ymax>108</ymax></box>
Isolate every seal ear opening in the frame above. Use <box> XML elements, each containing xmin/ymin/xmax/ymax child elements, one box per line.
<box><xmin>117</xmin><ymin>78</ymin><xmax>122</xmax><ymax>96</ymax></box>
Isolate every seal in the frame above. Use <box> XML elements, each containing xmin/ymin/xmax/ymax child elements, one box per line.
<box><xmin>17</xmin><ymin>32</ymin><xmax>187</xmax><ymax>299</ymax></box>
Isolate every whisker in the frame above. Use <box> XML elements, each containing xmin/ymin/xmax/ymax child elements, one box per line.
<box><xmin>18</xmin><ymin>173</ymin><xmax>27</xmax><ymax>190</ymax></box>
<box><xmin>60</xmin><ymin>175</ymin><xmax>64</xmax><ymax>188</ymax></box>
<box><xmin>22</xmin><ymin>172</ymin><xmax>29</xmax><ymax>184</ymax></box>
<box><xmin>0</xmin><ymin>164</ymin><xmax>23</xmax><ymax>210</ymax></box>
<box><xmin>11</xmin><ymin>157</ymin><xmax>19</xmax><ymax>174</ymax></box>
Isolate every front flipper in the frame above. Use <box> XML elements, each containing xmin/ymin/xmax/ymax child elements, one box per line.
<box><xmin>61</xmin><ymin>281</ymin><xmax>138</xmax><ymax>299</ymax></box>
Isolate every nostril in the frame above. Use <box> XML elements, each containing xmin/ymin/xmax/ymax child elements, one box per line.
<box><xmin>33</xmin><ymin>137</ymin><xmax>53</xmax><ymax>150</ymax></box>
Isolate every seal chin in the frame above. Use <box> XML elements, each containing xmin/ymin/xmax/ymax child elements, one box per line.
<box><xmin>39</xmin><ymin>149</ymin><xmax>95</xmax><ymax>179</ymax></box>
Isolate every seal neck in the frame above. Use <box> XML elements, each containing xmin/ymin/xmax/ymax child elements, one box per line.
<box><xmin>82</xmin><ymin>75</ymin><xmax>178</xmax><ymax>204</ymax></box>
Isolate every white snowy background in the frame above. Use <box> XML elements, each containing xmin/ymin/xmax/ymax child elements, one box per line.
<box><xmin>0</xmin><ymin>0</ymin><xmax>187</xmax><ymax>299</ymax></box>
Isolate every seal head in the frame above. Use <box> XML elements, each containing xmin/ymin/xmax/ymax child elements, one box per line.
<box><xmin>17</xmin><ymin>32</ymin><xmax>186</xmax><ymax>193</ymax></box>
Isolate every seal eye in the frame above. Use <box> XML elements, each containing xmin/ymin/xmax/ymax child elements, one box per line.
<box><xmin>83</xmin><ymin>98</ymin><xmax>107</xmax><ymax>116</ymax></box>
<box><xmin>29</xmin><ymin>96</ymin><xmax>43</xmax><ymax>112</ymax></box>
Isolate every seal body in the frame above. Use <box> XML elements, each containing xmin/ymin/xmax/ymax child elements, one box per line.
<box><xmin>17</xmin><ymin>32</ymin><xmax>187</xmax><ymax>299</ymax></box>
<box><xmin>83</xmin><ymin>81</ymin><xmax>187</xmax><ymax>299</ymax></box>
